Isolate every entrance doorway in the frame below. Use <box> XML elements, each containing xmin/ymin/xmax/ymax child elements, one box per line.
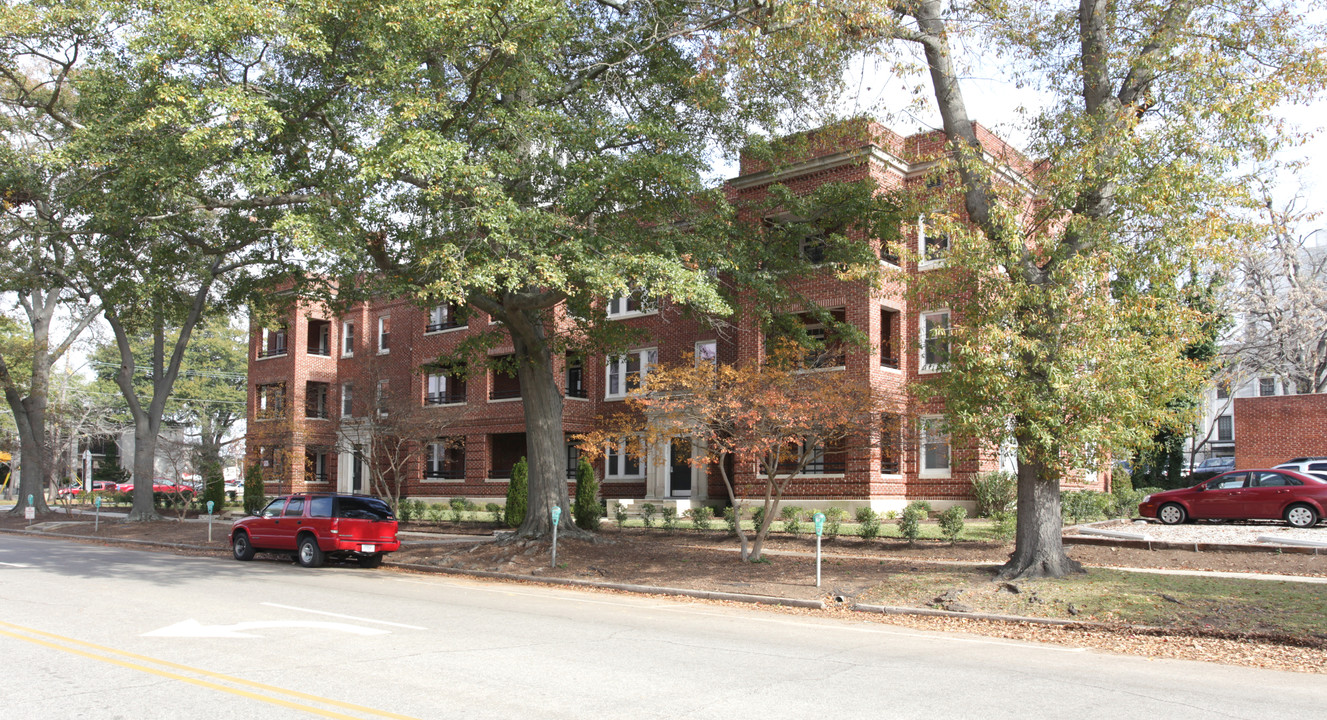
<box><xmin>669</xmin><ymin>439</ymin><xmax>692</xmax><ymax>497</ymax></box>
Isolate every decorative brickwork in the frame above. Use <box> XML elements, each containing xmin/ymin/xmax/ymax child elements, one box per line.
<box><xmin>1233</xmin><ymin>395</ymin><xmax>1327</xmax><ymax>469</ymax></box>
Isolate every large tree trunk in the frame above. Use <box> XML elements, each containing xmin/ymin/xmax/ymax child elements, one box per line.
<box><xmin>126</xmin><ymin>416</ymin><xmax>164</xmax><ymax>522</ymax></box>
<box><xmin>997</xmin><ymin>439</ymin><xmax>1084</xmax><ymax>580</ymax></box>
<box><xmin>507</xmin><ymin>308</ymin><xmax>588</xmax><ymax>540</ymax></box>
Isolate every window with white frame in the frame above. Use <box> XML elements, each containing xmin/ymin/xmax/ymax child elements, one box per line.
<box><xmin>606</xmin><ymin>348</ymin><xmax>657</xmax><ymax>398</ymax></box>
<box><xmin>605</xmin><ymin>440</ymin><xmax>643</xmax><ymax>478</ymax></box>
<box><xmin>920</xmin><ymin>415</ymin><xmax>950</xmax><ymax>476</ymax></box>
<box><xmin>341</xmin><ymin>382</ymin><xmax>354</xmax><ymax>417</ymax></box>
<box><xmin>425</xmin><ymin>439</ymin><xmax>465</xmax><ymax>480</ymax></box>
<box><xmin>426</xmin><ymin>302</ymin><xmax>466</xmax><ymax>333</ymax></box>
<box><xmin>606</xmin><ymin>289</ymin><xmax>656</xmax><ymax>318</ymax></box>
<box><xmin>425</xmin><ymin>367</ymin><xmax>467</xmax><ymax>405</ymax></box>
<box><xmin>1259</xmin><ymin>377</ymin><xmax>1276</xmax><ymax>396</ymax></box>
<box><xmin>920</xmin><ymin>310</ymin><xmax>950</xmax><ymax>373</ymax></box>
<box><xmin>377</xmin><ymin>315</ymin><xmax>391</xmax><ymax>354</ymax></box>
<box><xmin>918</xmin><ymin>215</ymin><xmax>949</xmax><ymax>267</ymax></box>
<box><xmin>258</xmin><ymin>325</ymin><xmax>288</xmax><ymax>358</ymax></box>
<box><xmin>695</xmin><ymin>340</ymin><xmax>717</xmax><ymax>365</ymax></box>
<box><xmin>341</xmin><ymin>321</ymin><xmax>355</xmax><ymax>357</ymax></box>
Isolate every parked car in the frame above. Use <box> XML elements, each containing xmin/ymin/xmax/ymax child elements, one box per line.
<box><xmin>229</xmin><ymin>493</ymin><xmax>400</xmax><ymax>568</ymax></box>
<box><xmin>1185</xmin><ymin>456</ymin><xmax>1236</xmax><ymax>485</ymax></box>
<box><xmin>117</xmin><ymin>478</ymin><xmax>197</xmax><ymax>502</ymax></box>
<box><xmin>1274</xmin><ymin>457</ymin><xmax>1327</xmax><ymax>476</ymax></box>
<box><xmin>1138</xmin><ymin>469</ymin><xmax>1327</xmax><ymax>528</ymax></box>
<box><xmin>57</xmin><ymin>480</ymin><xmax>120</xmax><ymax>497</ymax></box>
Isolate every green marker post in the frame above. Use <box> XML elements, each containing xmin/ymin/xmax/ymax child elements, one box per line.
<box><xmin>550</xmin><ymin>506</ymin><xmax>562</xmax><ymax>568</ymax></box>
<box><xmin>813</xmin><ymin>513</ymin><xmax>826</xmax><ymax>587</ymax></box>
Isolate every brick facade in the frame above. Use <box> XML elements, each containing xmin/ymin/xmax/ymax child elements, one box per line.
<box><xmin>245</xmin><ymin>120</ymin><xmax>1099</xmax><ymax>513</ymax></box>
<box><xmin>1233</xmin><ymin>394</ymin><xmax>1327</xmax><ymax>469</ymax></box>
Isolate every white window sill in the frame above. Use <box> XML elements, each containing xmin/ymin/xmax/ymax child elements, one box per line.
<box><xmin>424</xmin><ymin>325</ymin><xmax>469</xmax><ymax>336</ymax></box>
<box><xmin>918</xmin><ymin>259</ymin><xmax>947</xmax><ymax>271</ymax></box>
<box><xmin>919</xmin><ymin>469</ymin><xmax>951</xmax><ymax>479</ymax></box>
<box><xmin>880</xmin><ymin>473</ymin><xmax>902</xmax><ymax>480</ymax></box>
<box><xmin>424</xmin><ymin>402</ymin><xmax>467</xmax><ymax>408</ymax></box>
<box><xmin>794</xmin><ymin>366</ymin><xmax>845</xmax><ymax>374</ymax></box>
<box><xmin>255</xmin><ymin>353</ymin><xmax>288</xmax><ymax>361</ymax></box>
<box><xmin>341</xmin><ymin>352</ymin><xmax>354</xmax><ymax>359</ymax></box>
<box><xmin>603</xmin><ymin>395</ymin><xmax>628</xmax><ymax>402</ymax></box>
<box><xmin>488</xmin><ymin>397</ymin><xmax>522</xmax><ymax>404</ymax></box>
<box><xmin>607</xmin><ymin>310</ymin><xmax>658</xmax><ymax>321</ymax></box>
<box><xmin>880</xmin><ymin>260</ymin><xmax>902</xmax><ymax>271</ymax></box>
<box><xmin>880</xmin><ymin>365</ymin><xmax>903</xmax><ymax>374</ymax></box>
<box><xmin>918</xmin><ymin>365</ymin><xmax>944</xmax><ymax>375</ymax></box>
<box><xmin>377</xmin><ymin>349</ymin><xmax>390</xmax><ymax>355</ymax></box>
<box><xmin>566</xmin><ymin>396</ymin><xmax>592</xmax><ymax>402</ymax></box>
<box><xmin>605</xmin><ymin>475</ymin><xmax>646</xmax><ymax>481</ymax></box>
<box><xmin>421</xmin><ymin>477</ymin><xmax>465</xmax><ymax>484</ymax></box>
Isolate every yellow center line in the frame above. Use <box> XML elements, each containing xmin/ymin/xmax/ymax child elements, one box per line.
<box><xmin>0</xmin><ymin>621</ymin><xmax>424</xmax><ymax>720</ymax></box>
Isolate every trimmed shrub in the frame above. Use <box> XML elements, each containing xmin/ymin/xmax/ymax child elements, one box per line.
<box><xmin>751</xmin><ymin>506</ymin><xmax>766</xmax><ymax>530</ymax></box>
<box><xmin>573</xmin><ymin>457</ymin><xmax>602</xmax><ymax>531</ymax></box>
<box><xmin>448</xmin><ymin>498</ymin><xmax>467</xmax><ymax>523</ymax></box>
<box><xmin>855</xmin><ymin>507</ymin><xmax>881</xmax><ymax>540</ymax></box>
<box><xmin>780</xmin><ymin>505</ymin><xmax>804</xmax><ymax>536</ymax></box>
<box><xmin>823</xmin><ymin>507</ymin><xmax>847</xmax><ymax>539</ymax></box>
<box><xmin>639</xmin><ymin>502</ymin><xmax>656</xmax><ymax>528</ymax></box>
<box><xmin>685</xmin><ymin>506</ymin><xmax>715</xmax><ymax>531</ymax></box>
<box><xmin>486</xmin><ymin>502</ymin><xmax>504</xmax><ymax>525</ymax></box>
<box><xmin>504</xmin><ymin>457</ymin><xmax>528</xmax><ymax>528</ymax></box>
<box><xmin>938</xmin><ymin>506</ymin><xmax>967</xmax><ymax>544</ymax></box>
<box><xmin>897</xmin><ymin>502</ymin><xmax>927</xmax><ymax>545</ymax></box>
<box><xmin>613</xmin><ymin>502</ymin><xmax>628</xmax><ymax>529</ymax></box>
<box><xmin>722</xmin><ymin>506</ymin><xmax>739</xmax><ymax>535</ymax></box>
<box><xmin>1061</xmin><ymin>489</ymin><xmax>1111</xmax><ymax>524</ymax></box>
<box><xmin>971</xmin><ymin>471</ymin><xmax>1016</xmax><ymax>517</ymax></box>
<box><xmin>992</xmin><ymin>510</ymin><xmax>1016</xmax><ymax>541</ymax></box>
<box><xmin>427</xmin><ymin>503</ymin><xmax>447</xmax><ymax>525</ymax></box>
<box><xmin>661</xmin><ymin>506</ymin><xmax>678</xmax><ymax>532</ymax></box>
<box><xmin>242</xmin><ymin>464</ymin><xmax>265</xmax><ymax>515</ymax></box>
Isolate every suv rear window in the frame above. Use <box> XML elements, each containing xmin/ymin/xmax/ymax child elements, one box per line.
<box><xmin>334</xmin><ymin>496</ymin><xmax>395</xmax><ymax>520</ymax></box>
<box><xmin>309</xmin><ymin>496</ymin><xmax>333</xmax><ymax>518</ymax></box>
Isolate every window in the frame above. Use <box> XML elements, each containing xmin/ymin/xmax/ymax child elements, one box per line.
<box><xmin>425</xmin><ymin>365</ymin><xmax>467</xmax><ymax>405</ymax></box>
<box><xmin>377</xmin><ymin>315</ymin><xmax>391</xmax><ymax>354</ymax></box>
<box><xmin>565</xmin><ymin>355</ymin><xmax>586</xmax><ymax>399</ymax></box>
<box><xmin>695</xmin><ymin>340</ymin><xmax>717</xmax><ymax>365</ymax></box>
<box><xmin>606</xmin><ymin>348</ymin><xmax>657</xmax><ymax>398</ymax></box>
<box><xmin>490</xmin><ymin>356</ymin><xmax>521</xmax><ymax>400</ymax></box>
<box><xmin>879</xmin><ymin>239</ymin><xmax>900</xmax><ymax>266</ymax></box>
<box><xmin>1215</xmin><ymin>381</ymin><xmax>1230</xmax><ymax>400</ymax></box>
<box><xmin>258</xmin><ymin>325</ymin><xmax>287</xmax><ymax>358</ymax></box>
<box><xmin>792</xmin><ymin>439</ymin><xmax>845</xmax><ymax>474</ymax></box>
<box><xmin>801</xmin><ymin>323</ymin><xmax>844</xmax><ymax>369</ymax></box>
<box><xmin>606</xmin><ymin>289</ymin><xmax>656</xmax><ymax>318</ymax></box>
<box><xmin>305</xmin><ymin>382</ymin><xmax>329</xmax><ymax>419</ymax></box>
<box><xmin>881</xmin><ymin>413</ymin><xmax>901</xmax><ymax>475</ymax></box>
<box><xmin>283</xmin><ymin>497</ymin><xmax>305</xmax><ymax>517</ymax></box>
<box><xmin>256</xmin><ymin>383</ymin><xmax>286</xmax><ymax>419</ymax></box>
<box><xmin>1216</xmin><ymin>416</ymin><xmax>1233</xmax><ymax>442</ymax></box>
<box><xmin>605</xmin><ymin>440</ymin><xmax>642</xmax><ymax>478</ymax></box>
<box><xmin>800</xmin><ymin>231</ymin><xmax>828</xmax><ymax>263</ymax></box>
<box><xmin>425</xmin><ymin>439</ymin><xmax>465</xmax><ymax>480</ymax></box>
<box><xmin>341</xmin><ymin>321</ymin><xmax>355</xmax><ymax>357</ymax></box>
<box><xmin>426</xmin><ymin>303</ymin><xmax>467</xmax><ymax>333</ymax></box>
<box><xmin>566</xmin><ymin>442</ymin><xmax>580</xmax><ymax>479</ymax></box>
<box><xmin>880</xmin><ymin>307</ymin><xmax>900</xmax><ymax>369</ymax></box>
<box><xmin>1294</xmin><ymin>377</ymin><xmax>1313</xmax><ymax>394</ymax></box>
<box><xmin>1259</xmin><ymin>377</ymin><xmax>1276</xmax><ymax>396</ymax></box>
<box><xmin>489</xmin><ymin>433</ymin><xmax>525</xmax><ymax>479</ymax></box>
<box><xmin>258</xmin><ymin>446</ymin><xmax>285</xmax><ymax>472</ymax></box>
<box><xmin>920</xmin><ymin>416</ymin><xmax>950</xmax><ymax>476</ymax></box>
<box><xmin>307</xmin><ymin>319</ymin><xmax>331</xmax><ymax>356</ymax></box>
<box><xmin>918</xmin><ymin>215</ymin><xmax>949</xmax><ymax>266</ymax></box>
<box><xmin>376</xmin><ymin>379</ymin><xmax>389</xmax><ymax>417</ymax></box>
<box><xmin>920</xmin><ymin>310</ymin><xmax>950</xmax><ymax>373</ymax></box>
<box><xmin>305</xmin><ymin>450</ymin><xmax>329</xmax><ymax>483</ymax></box>
<box><xmin>341</xmin><ymin>383</ymin><xmax>353</xmax><ymax>417</ymax></box>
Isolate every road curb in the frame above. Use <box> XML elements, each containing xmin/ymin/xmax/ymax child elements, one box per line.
<box><xmin>852</xmin><ymin>603</ymin><xmax>1106</xmax><ymax>627</ymax></box>
<box><xmin>388</xmin><ymin>561</ymin><xmax>826</xmax><ymax>609</ymax></box>
<box><xmin>0</xmin><ymin>527</ymin><xmax>220</xmax><ymax>552</ymax></box>
<box><xmin>1063</xmin><ymin>534</ymin><xmax>1323</xmax><ymax>554</ymax></box>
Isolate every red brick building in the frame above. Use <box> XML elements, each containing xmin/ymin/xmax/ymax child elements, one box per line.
<box><xmin>1233</xmin><ymin>394</ymin><xmax>1327</xmax><ymax>469</ymax></box>
<box><xmin>246</xmin><ymin>120</ymin><xmax>1080</xmax><ymax>513</ymax></box>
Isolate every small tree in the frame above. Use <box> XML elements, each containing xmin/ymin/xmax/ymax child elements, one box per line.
<box><xmin>242</xmin><ymin>464</ymin><xmax>265</xmax><ymax>515</ymax></box>
<box><xmin>938</xmin><ymin>506</ymin><xmax>967</xmax><ymax>545</ymax></box>
<box><xmin>583</xmin><ymin>352</ymin><xmax>880</xmax><ymax>561</ymax></box>
<box><xmin>505</xmin><ymin>458</ymin><xmax>528</xmax><ymax>529</ymax></box>
<box><xmin>201</xmin><ymin>460</ymin><xmax>225</xmax><ymax>513</ymax></box>
<box><xmin>572</xmin><ymin>457</ymin><xmax>601</xmax><ymax>531</ymax></box>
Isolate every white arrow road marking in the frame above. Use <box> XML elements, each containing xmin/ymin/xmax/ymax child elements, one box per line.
<box><xmin>260</xmin><ymin>602</ymin><xmax>427</xmax><ymax>630</ymax></box>
<box><xmin>142</xmin><ymin>619</ymin><xmax>391</xmax><ymax>639</ymax></box>
<box><xmin>0</xmin><ymin>562</ymin><xmax>32</xmax><ymax>568</ymax></box>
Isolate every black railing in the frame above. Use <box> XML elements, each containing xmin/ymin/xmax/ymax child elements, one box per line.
<box><xmin>490</xmin><ymin>387</ymin><xmax>522</xmax><ymax>400</ymax></box>
<box><xmin>426</xmin><ymin>319</ymin><xmax>466</xmax><ymax>332</ymax></box>
<box><xmin>308</xmin><ymin>344</ymin><xmax>331</xmax><ymax>356</ymax></box>
<box><xmin>565</xmin><ymin>386</ymin><xmax>587</xmax><ymax>399</ymax></box>
<box><xmin>425</xmin><ymin>391</ymin><xmax>467</xmax><ymax>405</ymax></box>
<box><xmin>806</xmin><ymin>351</ymin><xmax>846</xmax><ymax>369</ymax></box>
<box><xmin>425</xmin><ymin>468</ymin><xmax>465</xmax><ymax>480</ymax></box>
<box><xmin>257</xmin><ymin>345</ymin><xmax>288</xmax><ymax>358</ymax></box>
<box><xmin>880</xmin><ymin>458</ymin><xmax>900</xmax><ymax>474</ymax></box>
<box><xmin>305</xmin><ymin>408</ymin><xmax>329</xmax><ymax>419</ymax></box>
<box><xmin>306</xmin><ymin>472</ymin><xmax>329</xmax><ymax>483</ymax></box>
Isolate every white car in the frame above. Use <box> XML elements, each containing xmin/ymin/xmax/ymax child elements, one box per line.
<box><xmin>1274</xmin><ymin>457</ymin><xmax>1327</xmax><ymax>481</ymax></box>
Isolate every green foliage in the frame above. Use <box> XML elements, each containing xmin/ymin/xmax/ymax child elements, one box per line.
<box><xmin>661</xmin><ymin>506</ymin><xmax>679</xmax><ymax>533</ymax></box>
<box><xmin>684</xmin><ymin>506</ymin><xmax>715</xmax><ymax>532</ymax></box>
<box><xmin>971</xmin><ymin>471</ymin><xmax>1016</xmax><ymax>518</ymax></box>
<box><xmin>823</xmin><ymin>507</ymin><xmax>847</xmax><ymax>540</ymax></box>
<box><xmin>992</xmin><ymin>510</ymin><xmax>1016</xmax><ymax>542</ymax></box>
<box><xmin>897</xmin><ymin>503</ymin><xmax>928</xmax><ymax>545</ymax></box>
<box><xmin>427</xmin><ymin>503</ymin><xmax>446</xmax><ymax>525</ymax></box>
<box><xmin>505</xmin><ymin>458</ymin><xmax>528</xmax><ymax>529</ymax></box>
<box><xmin>200</xmin><ymin>462</ymin><xmax>225</xmax><ymax>513</ymax></box>
<box><xmin>780</xmin><ymin>505</ymin><xmax>804</xmax><ymax>536</ymax></box>
<box><xmin>485</xmin><ymin>502</ymin><xmax>504</xmax><ymax>525</ymax></box>
<box><xmin>751</xmin><ymin>506</ymin><xmax>766</xmax><ymax>529</ymax></box>
<box><xmin>639</xmin><ymin>502</ymin><xmax>656</xmax><ymax>529</ymax></box>
<box><xmin>1061</xmin><ymin>490</ymin><xmax>1112</xmax><ymax>525</ymax></box>
<box><xmin>722</xmin><ymin>506</ymin><xmax>739</xmax><ymax>536</ymax></box>
<box><xmin>855</xmin><ymin>507</ymin><xmax>881</xmax><ymax>540</ymax></box>
<box><xmin>938</xmin><ymin>506</ymin><xmax>967</xmax><ymax>544</ymax></box>
<box><xmin>613</xmin><ymin>503</ymin><xmax>628</xmax><ymax>530</ymax></box>
<box><xmin>242</xmin><ymin>465</ymin><xmax>265</xmax><ymax>516</ymax></box>
<box><xmin>573</xmin><ymin>457</ymin><xmax>601</xmax><ymax>531</ymax></box>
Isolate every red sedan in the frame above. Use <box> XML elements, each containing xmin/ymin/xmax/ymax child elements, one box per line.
<box><xmin>117</xmin><ymin>478</ymin><xmax>196</xmax><ymax>498</ymax></box>
<box><xmin>1138</xmin><ymin>469</ymin><xmax>1327</xmax><ymax>528</ymax></box>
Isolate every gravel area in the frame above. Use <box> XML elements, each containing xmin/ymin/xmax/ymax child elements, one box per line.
<box><xmin>1074</xmin><ymin>519</ymin><xmax>1327</xmax><ymax>546</ymax></box>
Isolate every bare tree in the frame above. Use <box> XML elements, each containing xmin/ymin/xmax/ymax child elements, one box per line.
<box><xmin>1225</xmin><ymin>197</ymin><xmax>1327</xmax><ymax>394</ymax></box>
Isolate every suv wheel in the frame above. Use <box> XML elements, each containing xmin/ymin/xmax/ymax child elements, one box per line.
<box><xmin>232</xmin><ymin>531</ymin><xmax>255</xmax><ymax>561</ymax></box>
<box><xmin>296</xmin><ymin>535</ymin><xmax>325</xmax><ymax>568</ymax></box>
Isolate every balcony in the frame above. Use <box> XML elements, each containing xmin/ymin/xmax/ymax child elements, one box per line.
<box><xmin>426</xmin><ymin>319</ymin><xmax>466</xmax><ymax>333</ymax></box>
<box><xmin>257</xmin><ymin>345</ymin><xmax>288</xmax><ymax>359</ymax></box>
<box><xmin>425</xmin><ymin>391</ymin><xmax>467</xmax><ymax>405</ymax></box>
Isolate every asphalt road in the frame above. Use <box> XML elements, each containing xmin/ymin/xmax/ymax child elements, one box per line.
<box><xmin>0</xmin><ymin>534</ymin><xmax>1321</xmax><ymax>720</ymax></box>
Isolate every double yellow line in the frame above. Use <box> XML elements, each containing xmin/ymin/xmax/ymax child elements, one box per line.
<box><xmin>0</xmin><ymin>620</ymin><xmax>423</xmax><ymax>720</ymax></box>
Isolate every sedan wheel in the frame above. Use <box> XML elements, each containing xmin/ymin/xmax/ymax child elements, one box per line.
<box><xmin>1158</xmin><ymin>503</ymin><xmax>1187</xmax><ymax>525</ymax></box>
<box><xmin>1285</xmin><ymin>504</ymin><xmax>1319</xmax><ymax>529</ymax></box>
<box><xmin>296</xmin><ymin>536</ymin><xmax>325</xmax><ymax>568</ymax></box>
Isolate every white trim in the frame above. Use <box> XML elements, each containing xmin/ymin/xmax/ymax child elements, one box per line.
<box><xmin>340</xmin><ymin>321</ymin><xmax>355</xmax><ymax>358</ymax></box>
<box><xmin>917</xmin><ymin>214</ymin><xmax>948</xmax><ymax>271</ymax></box>
<box><xmin>605</xmin><ymin>347</ymin><xmax>657</xmax><ymax>399</ymax></box>
<box><xmin>487</xmin><ymin>397</ymin><xmax>523</xmax><ymax>404</ymax></box>
<box><xmin>919</xmin><ymin>414</ymin><xmax>951</xmax><ymax>478</ymax></box>
<box><xmin>376</xmin><ymin>315</ymin><xmax>391</xmax><ymax>355</ymax></box>
<box><xmin>919</xmin><ymin>309</ymin><xmax>950</xmax><ymax>375</ymax></box>
<box><xmin>605</xmin><ymin>440</ymin><xmax>646</xmax><ymax>479</ymax></box>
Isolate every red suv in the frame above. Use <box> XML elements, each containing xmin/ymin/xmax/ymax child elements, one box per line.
<box><xmin>229</xmin><ymin>494</ymin><xmax>401</xmax><ymax>568</ymax></box>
